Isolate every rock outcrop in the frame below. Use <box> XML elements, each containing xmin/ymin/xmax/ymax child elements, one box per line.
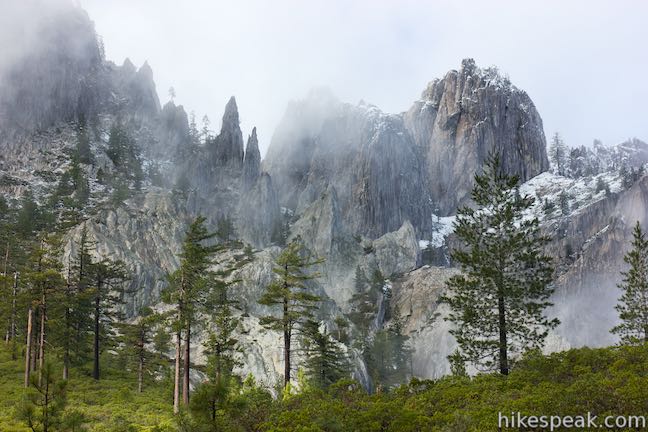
<box><xmin>405</xmin><ymin>58</ymin><xmax>549</xmax><ymax>213</ymax></box>
<box><xmin>157</xmin><ymin>101</ymin><xmax>190</xmax><ymax>159</ymax></box>
<box><xmin>0</xmin><ymin>3</ymin><xmax>104</xmax><ymax>139</ymax></box>
<box><xmin>209</xmin><ymin>96</ymin><xmax>244</xmax><ymax>170</ymax></box>
<box><xmin>265</xmin><ymin>59</ymin><xmax>549</xmax><ymax>238</ymax></box>
<box><xmin>243</xmin><ymin>127</ymin><xmax>261</xmax><ymax>189</ymax></box>
<box><xmin>237</xmin><ymin>173</ymin><xmax>281</xmax><ymax>248</ymax></box>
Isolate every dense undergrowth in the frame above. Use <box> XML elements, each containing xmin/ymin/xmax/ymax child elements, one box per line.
<box><xmin>0</xmin><ymin>344</ymin><xmax>646</xmax><ymax>431</ymax></box>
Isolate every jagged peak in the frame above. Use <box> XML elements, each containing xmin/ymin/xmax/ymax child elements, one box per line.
<box><xmin>122</xmin><ymin>57</ymin><xmax>136</xmax><ymax>74</ymax></box>
<box><xmin>137</xmin><ymin>60</ymin><xmax>154</xmax><ymax>79</ymax></box>
<box><xmin>418</xmin><ymin>59</ymin><xmax>517</xmax><ymax>102</ymax></box>
<box><xmin>220</xmin><ymin>96</ymin><xmax>240</xmax><ymax>132</ymax></box>
<box><xmin>246</xmin><ymin>127</ymin><xmax>259</xmax><ymax>152</ymax></box>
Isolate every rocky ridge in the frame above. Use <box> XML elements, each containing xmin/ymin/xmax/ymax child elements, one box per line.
<box><xmin>1</xmin><ymin>1</ymin><xmax>645</xmax><ymax>388</ymax></box>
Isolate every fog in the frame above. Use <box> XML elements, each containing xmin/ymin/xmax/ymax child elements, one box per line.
<box><xmin>74</xmin><ymin>0</ymin><xmax>648</xmax><ymax>156</ymax></box>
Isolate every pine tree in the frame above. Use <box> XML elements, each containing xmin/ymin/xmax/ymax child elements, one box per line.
<box><xmin>107</xmin><ymin>123</ymin><xmax>143</xmax><ymax>189</ymax></box>
<box><xmin>18</xmin><ymin>362</ymin><xmax>68</xmax><ymax>432</ymax></box>
<box><xmin>595</xmin><ymin>177</ymin><xmax>610</xmax><ymax>195</ymax></box>
<box><xmin>258</xmin><ymin>240</ymin><xmax>323</xmax><ymax>388</ymax></box>
<box><xmin>611</xmin><ymin>221</ymin><xmax>648</xmax><ymax>345</ymax></box>
<box><xmin>366</xmin><ymin>313</ymin><xmax>412</xmax><ymax>390</ymax></box>
<box><xmin>162</xmin><ymin>216</ymin><xmax>218</xmax><ymax>413</ymax></box>
<box><xmin>542</xmin><ymin>198</ymin><xmax>555</xmax><ymax>218</ymax></box>
<box><xmin>119</xmin><ymin>306</ymin><xmax>161</xmax><ymax>392</ymax></box>
<box><xmin>302</xmin><ymin>320</ymin><xmax>348</xmax><ymax>389</ymax></box>
<box><xmin>549</xmin><ymin>132</ymin><xmax>568</xmax><ymax>176</ymax></box>
<box><xmin>66</xmin><ymin>226</ymin><xmax>96</xmax><ymax>375</ymax></box>
<box><xmin>349</xmin><ymin>268</ymin><xmax>384</xmax><ymax>335</ymax></box>
<box><xmin>90</xmin><ymin>257</ymin><xmax>127</xmax><ymax>380</ymax></box>
<box><xmin>23</xmin><ymin>235</ymin><xmax>65</xmax><ymax>387</ymax></box>
<box><xmin>559</xmin><ymin>191</ymin><xmax>570</xmax><ymax>216</ymax></box>
<box><xmin>440</xmin><ymin>155</ymin><xmax>557</xmax><ymax>375</ymax></box>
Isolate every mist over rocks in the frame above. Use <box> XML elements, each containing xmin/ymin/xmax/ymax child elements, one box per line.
<box><xmin>1</xmin><ymin>1</ymin><xmax>647</xmax><ymax>389</ymax></box>
<box><xmin>265</xmin><ymin>58</ymin><xmax>549</xmax><ymax>238</ymax></box>
<box><xmin>243</xmin><ymin>127</ymin><xmax>261</xmax><ymax>189</ymax></box>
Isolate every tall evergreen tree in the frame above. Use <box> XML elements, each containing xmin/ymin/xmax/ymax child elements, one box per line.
<box><xmin>258</xmin><ymin>240</ymin><xmax>323</xmax><ymax>388</ymax></box>
<box><xmin>119</xmin><ymin>306</ymin><xmax>162</xmax><ymax>392</ymax></box>
<box><xmin>441</xmin><ymin>155</ymin><xmax>557</xmax><ymax>375</ymax></box>
<box><xmin>23</xmin><ymin>235</ymin><xmax>65</xmax><ymax>387</ymax></box>
<box><xmin>611</xmin><ymin>221</ymin><xmax>648</xmax><ymax>345</ymax></box>
<box><xmin>302</xmin><ymin>320</ymin><xmax>348</xmax><ymax>389</ymax></box>
<box><xmin>163</xmin><ymin>216</ymin><xmax>217</xmax><ymax>413</ymax></box>
<box><xmin>549</xmin><ymin>132</ymin><xmax>568</xmax><ymax>176</ymax></box>
<box><xmin>66</xmin><ymin>226</ymin><xmax>96</xmax><ymax>375</ymax></box>
<box><xmin>366</xmin><ymin>313</ymin><xmax>412</xmax><ymax>391</ymax></box>
<box><xmin>90</xmin><ymin>258</ymin><xmax>127</xmax><ymax>380</ymax></box>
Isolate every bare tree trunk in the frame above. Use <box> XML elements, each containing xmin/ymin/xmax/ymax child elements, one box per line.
<box><xmin>173</xmin><ymin>326</ymin><xmax>181</xmax><ymax>414</ymax></box>
<box><xmin>173</xmin><ymin>272</ymin><xmax>185</xmax><ymax>414</ymax></box>
<box><xmin>138</xmin><ymin>354</ymin><xmax>144</xmax><ymax>393</ymax></box>
<box><xmin>137</xmin><ymin>327</ymin><xmax>144</xmax><ymax>393</ymax></box>
<box><xmin>24</xmin><ymin>306</ymin><xmax>33</xmax><ymax>388</ymax></box>
<box><xmin>182</xmin><ymin>323</ymin><xmax>190</xmax><ymax>405</ymax></box>
<box><xmin>93</xmin><ymin>278</ymin><xmax>101</xmax><ymax>380</ymax></box>
<box><xmin>498</xmin><ymin>292</ymin><xmax>509</xmax><ymax>375</ymax></box>
<box><xmin>63</xmin><ymin>263</ymin><xmax>71</xmax><ymax>380</ymax></box>
<box><xmin>38</xmin><ymin>292</ymin><xmax>46</xmax><ymax>387</ymax></box>
<box><xmin>283</xmin><ymin>295</ymin><xmax>291</xmax><ymax>388</ymax></box>
<box><xmin>10</xmin><ymin>272</ymin><xmax>18</xmax><ymax>359</ymax></box>
<box><xmin>31</xmin><ymin>308</ymin><xmax>38</xmax><ymax>373</ymax></box>
<box><xmin>2</xmin><ymin>243</ymin><xmax>8</xmax><ymax>344</ymax></box>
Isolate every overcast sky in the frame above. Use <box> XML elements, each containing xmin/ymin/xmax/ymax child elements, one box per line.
<box><xmin>79</xmin><ymin>0</ymin><xmax>648</xmax><ymax>156</ymax></box>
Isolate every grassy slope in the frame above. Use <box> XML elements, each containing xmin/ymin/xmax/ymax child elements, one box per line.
<box><xmin>1</xmin><ymin>344</ymin><xmax>647</xmax><ymax>431</ymax></box>
<box><xmin>0</xmin><ymin>347</ymin><xmax>174</xmax><ymax>431</ymax></box>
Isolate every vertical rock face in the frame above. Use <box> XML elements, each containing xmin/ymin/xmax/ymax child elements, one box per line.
<box><xmin>237</xmin><ymin>173</ymin><xmax>281</xmax><ymax>248</ymax></box>
<box><xmin>157</xmin><ymin>101</ymin><xmax>190</xmax><ymax>159</ymax></box>
<box><xmin>350</xmin><ymin>116</ymin><xmax>433</xmax><ymax>237</ymax></box>
<box><xmin>404</xmin><ymin>58</ymin><xmax>549</xmax><ymax>214</ymax></box>
<box><xmin>263</xmin><ymin>87</ymin><xmax>341</xmax><ymax>208</ymax></box>
<box><xmin>126</xmin><ymin>61</ymin><xmax>161</xmax><ymax>122</ymax></box>
<box><xmin>0</xmin><ymin>2</ymin><xmax>104</xmax><ymax>138</ymax></box>
<box><xmin>210</xmin><ymin>96</ymin><xmax>244</xmax><ymax>170</ymax></box>
<box><xmin>550</xmin><ymin>176</ymin><xmax>648</xmax><ymax>347</ymax></box>
<box><xmin>265</xmin><ymin>59</ymin><xmax>548</xmax><ymax>237</ymax></box>
<box><xmin>243</xmin><ymin>127</ymin><xmax>261</xmax><ymax>189</ymax></box>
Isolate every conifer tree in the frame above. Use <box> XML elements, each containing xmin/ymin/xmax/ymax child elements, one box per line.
<box><xmin>90</xmin><ymin>257</ymin><xmax>127</xmax><ymax>380</ymax></box>
<box><xmin>119</xmin><ymin>306</ymin><xmax>161</xmax><ymax>392</ymax></box>
<box><xmin>163</xmin><ymin>216</ymin><xmax>217</xmax><ymax>413</ymax></box>
<box><xmin>23</xmin><ymin>235</ymin><xmax>65</xmax><ymax>387</ymax></box>
<box><xmin>441</xmin><ymin>155</ymin><xmax>557</xmax><ymax>375</ymax></box>
<box><xmin>258</xmin><ymin>240</ymin><xmax>323</xmax><ymax>388</ymax></box>
<box><xmin>549</xmin><ymin>132</ymin><xmax>568</xmax><ymax>176</ymax></box>
<box><xmin>366</xmin><ymin>313</ymin><xmax>412</xmax><ymax>390</ymax></box>
<box><xmin>18</xmin><ymin>362</ymin><xmax>68</xmax><ymax>432</ymax></box>
<box><xmin>559</xmin><ymin>191</ymin><xmax>570</xmax><ymax>216</ymax></box>
<box><xmin>66</xmin><ymin>226</ymin><xmax>96</xmax><ymax>375</ymax></box>
<box><xmin>302</xmin><ymin>320</ymin><xmax>348</xmax><ymax>389</ymax></box>
<box><xmin>611</xmin><ymin>221</ymin><xmax>648</xmax><ymax>345</ymax></box>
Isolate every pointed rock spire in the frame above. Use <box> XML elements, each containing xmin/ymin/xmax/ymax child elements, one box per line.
<box><xmin>243</xmin><ymin>127</ymin><xmax>261</xmax><ymax>188</ymax></box>
<box><xmin>122</xmin><ymin>57</ymin><xmax>136</xmax><ymax>75</ymax></box>
<box><xmin>211</xmin><ymin>96</ymin><xmax>244</xmax><ymax>170</ymax></box>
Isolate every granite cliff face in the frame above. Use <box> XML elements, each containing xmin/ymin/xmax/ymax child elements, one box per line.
<box><xmin>405</xmin><ymin>58</ymin><xmax>549</xmax><ymax>214</ymax></box>
<box><xmin>265</xmin><ymin>59</ymin><xmax>549</xmax><ymax>239</ymax></box>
